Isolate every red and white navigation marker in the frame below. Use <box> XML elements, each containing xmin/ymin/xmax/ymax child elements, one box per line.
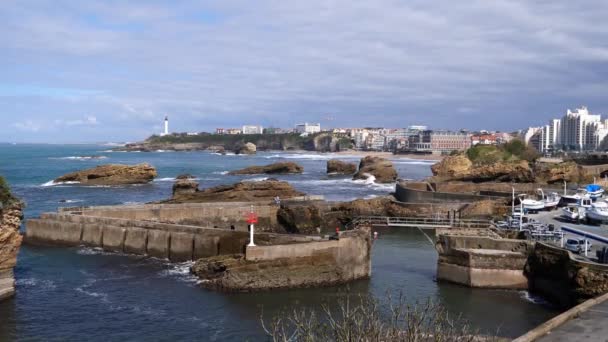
<box><xmin>246</xmin><ymin>205</ymin><xmax>258</xmax><ymax>247</ymax></box>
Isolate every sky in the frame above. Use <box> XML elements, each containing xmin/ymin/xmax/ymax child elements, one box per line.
<box><xmin>1</xmin><ymin>1</ymin><xmax>608</xmax><ymax>143</ymax></box>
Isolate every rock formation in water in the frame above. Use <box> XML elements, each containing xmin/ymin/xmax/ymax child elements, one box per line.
<box><xmin>352</xmin><ymin>156</ymin><xmax>398</xmax><ymax>183</ymax></box>
<box><xmin>165</xmin><ymin>178</ymin><xmax>305</xmax><ymax>203</ymax></box>
<box><xmin>0</xmin><ymin>177</ymin><xmax>23</xmax><ymax>301</ymax></box>
<box><xmin>228</xmin><ymin>162</ymin><xmax>303</xmax><ymax>175</ymax></box>
<box><xmin>54</xmin><ymin>163</ymin><xmax>157</xmax><ymax>185</ymax></box>
<box><xmin>234</xmin><ymin>142</ymin><xmax>257</xmax><ymax>155</ymax></box>
<box><xmin>327</xmin><ymin>159</ymin><xmax>357</xmax><ymax>175</ymax></box>
<box><xmin>172</xmin><ymin>174</ymin><xmax>199</xmax><ymax>197</ymax></box>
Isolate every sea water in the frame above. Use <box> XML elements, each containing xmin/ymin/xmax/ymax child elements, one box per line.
<box><xmin>0</xmin><ymin>144</ymin><xmax>558</xmax><ymax>340</ymax></box>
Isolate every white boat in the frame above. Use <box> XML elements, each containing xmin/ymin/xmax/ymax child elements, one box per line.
<box><xmin>561</xmin><ymin>205</ymin><xmax>584</xmax><ymax>221</ymax></box>
<box><xmin>585</xmin><ymin>202</ymin><xmax>608</xmax><ymax>222</ymax></box>
<box><xmin>584</xmin><ymin>184</ymin><xmax>604</xmax><ymax>200</ymax></box>
<box><xmin>521</xmin><ymin>198</ymin><xmax>545</xmax><ymax>212</ymax></box>
<box><xmin>537</xmin><ymin>189</ymin><xmax>561</xmax><ymax>210</ymax></box>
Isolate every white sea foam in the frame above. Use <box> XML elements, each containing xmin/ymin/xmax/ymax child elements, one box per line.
<box><xmin>158</xmin><ymin>261</ymin><xmax>198</xmax><ymax>284</ymax></box>
<box><xmin>154</xmin><ymin>177</ymin><xmax>176</xmax><ymax>182</ymax></box>
<box><xmin>244</xmin><ymin>176</ymin><xmax>269</xmax><ymax>182</ymax></box>
<box><xmin>59</xmin><ymin>199</ymin><xmax>83</xmax><ymax>204</ymax></box>
<box><xmin>15</xmin><ymin>278</ymin><xmax>57</xmax><ymax>290</ymax></box>
<box><xmin>212</xmin><ymin>171</ymin><xmax>229</xmax><ymax>175</ymax></box>
<box><xmin>41</xmin><ymin>180</ymin><xmax>80</xmax><ymax>187</ymax></box>
<box><xmin>51</xmin><ymin>156</ymin><xmax>108</xmax><ymax>161</ymax></box>
<box><xmin>520</xmin><ymin>291</ymin><xmax>551</xmax><ymax>306</ymax></box>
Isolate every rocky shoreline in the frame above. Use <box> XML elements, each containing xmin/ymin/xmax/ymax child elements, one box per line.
<box><xmin>0</xmin><ymin>177</ymin><xmax>23</xmax><ymax>301</ymax></box>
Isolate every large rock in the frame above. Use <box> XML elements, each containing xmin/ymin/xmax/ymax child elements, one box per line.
<box><xmin>463</xmin><ymin>160</ymin><xmax>534</xmax><ymax>183</ymax></box>
<box><xmin>353</xmin><ymin>156</ymin><xmax>398</xmax><ymax>183</ymax></box>
<box><xmin>165</xmin><ymin>179</ymin><xmax>305</xmax><ymax>203</ymax></box>
<box><xmin>228</xmin><ymin>162</ymin><xmax>303</xmax><ymax>175</ymax></box>
<box><xmin>0</xmin><ymin>203</ymin><xmax>23</xmax><ymax>301</ymax></box>
<box><xmin>327</xmin><ymin>159</ymin><xmax>357</xmax><ymax>175</ymax></box>
<box><xmin>534</xmin><ymin>161</ymin><xmax>589</xmax><ymax>184</ymax></box>
<box><xmin>277</xmin><ymin>204</ymin><xmax>323</xmax><ymax>234</ymax></box>
<box><xmin>234</xmin><ymin>142</ymin><xmax>256</xmax><ymax>155</ymax></box>
<box><xmin>172</xmin><ymin>175</ymin><xmax>199</xmax><ymax>197</ymax></box>
<box><xmin>430</xmin><ymin>155</ymin><xmax>533</xmax><ymax>183</ymax></box>
<box><xmin>54</xmin><ymin>163</ymin><xmax>157</xmax><ymax>185</ymax></box>
<box><xmin>431</xmin><ymin>154</ymin><xmax>473</xmax><ymax>179</ymax></box>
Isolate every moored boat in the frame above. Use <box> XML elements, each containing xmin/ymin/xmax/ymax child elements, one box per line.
<box><xmin>585</xmin><ymin>201</ymin><xmax>608</xmax><ymax>223</ymax></box>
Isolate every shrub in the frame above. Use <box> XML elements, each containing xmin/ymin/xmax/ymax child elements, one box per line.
<box><xmin>0</xmin><ymin>176</ymin><xmax>15</xmax><ymax>208</ymax></box>
<box><xmin>260</xmin><ymin>292</ymin><xmax>497</xmax><ymax>341</ymax></box>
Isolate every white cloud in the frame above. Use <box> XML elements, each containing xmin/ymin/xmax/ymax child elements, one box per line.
<box><xmin>2</xmin><ymin>0</ymin><xmax>608</xmax><ymax>142</ymax></box>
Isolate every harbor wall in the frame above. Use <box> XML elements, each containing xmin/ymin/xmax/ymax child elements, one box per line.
<box><xmin>59</xmin><ymin>202</ymin><xmax>280</xmax><ymax>231</ymax></box>
<box><xmin>435</xmin><ymin>234</ymin><xmax>532</xmax><ymax>289</ymax></box>
<box><xmin>25</xmin><ymin>212</ymin><xmax>319</xmax><ymax>262</ymax></box>
<box><xmin>195</xmin><ymin>227</ymin><xmax>372</xmax><ymax>291</ymax></box>
<box><xmin>395</xmin><ymin>182</ymin><xmax>502</xmax><ymax>203</ymax></box>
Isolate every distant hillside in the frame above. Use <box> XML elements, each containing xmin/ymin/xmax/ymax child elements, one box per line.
<box><xmin>117</xmin><ymin>132</ymin><xmax>354</xmax><ymax>152</ymax></box>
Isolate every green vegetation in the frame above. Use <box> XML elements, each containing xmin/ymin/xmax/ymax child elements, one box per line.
<box><xmin>146</xmin><ymin>132</ymin><xmax>312</xmax><ymax>150</ymax></box>
<box><xmin>0</xmin><ymin>176</ymin><xmax>16</xmax><ymax>208</ymax></box>
<box><xmin>337</xmin><ymin>137</ymin><xmax>354</xmax><ymax>150</ymax></box>
<box><xmin>466</xmin><ymin>139</ymin><xmax>539</xmax><ymax>165</ymax></box>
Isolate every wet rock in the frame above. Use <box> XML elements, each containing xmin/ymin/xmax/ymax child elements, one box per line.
<box><xmin>228</xmin><ymin>162</ymin><xmax>303</xmax><ymax>175</ymax></box>
<box><xmin>327</xmin><ymin>159</ymin><xmax>357</xmax><ymax>175</ymax></box>
<box><xmin>0</xmin><ymin>203</ymin><xmax>23</xmax><ymax>301</ymax></box>
<box><xmin>234</xmin><ymin>142</ymin><xmax>256</xmax><ymax>155</ymax></box>
<box><xmin>54</xmin><ymin>163</ymin><xmax>157</xmax><ymax>185</ymax></box>
<box><xmin>353</xmin><ymin>156</ymin><xmax>397</xmax><ymax>183</ymax></box>
<box><xmin>165</xmin><ymin>179</ymin><xmax>305</xmax><ymax>203</ymax></box>
<box><xmin>172</xmin><ymin>176</ymin><xmax>199</xmax><ymax>197</ymax></box>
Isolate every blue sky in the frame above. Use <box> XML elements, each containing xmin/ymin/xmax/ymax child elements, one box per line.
<box><xmin>1</xmin><ymin>1</ymin><xmax>608</xmax><ymax>143</ymax></box>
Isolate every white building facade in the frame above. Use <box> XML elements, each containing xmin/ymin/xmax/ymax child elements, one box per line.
<box><xmin>242</xmin><ymin>125</ymin><xmax>264</xmax><ymax>134</ymax></box>
<box><xmin>295</xmin><ymin>123</ymin><xmax>321</xmax><ymax>134</ymax></box>
<box><xmin>524</xmin><ymin>107</ymin><xmax>608</xmax><ymax>152</ymax></box>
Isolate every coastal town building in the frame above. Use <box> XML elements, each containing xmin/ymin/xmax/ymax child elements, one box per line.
<box><xmin>524</xmin><ymin>106</ymin><xmax>608</xmax><ymax>153</ymax></box>
<box><xmin>471</xmin><ymin>133</ymin><xmax>498</xmax><ymax>146</ymax></box>
<box><xmin>295</xmin><ymin>123</ymin><xmax>321</xmax><ymax>134</ymax></box>
<box><xmin>408</xmin><ymin>130</ymin><xmax>472</xmax><ymax>154</ymax></box>
<box><xmin>242</xmin><ymin>125</ymin><xmax>264</xmax><ymax>134</ymax></box>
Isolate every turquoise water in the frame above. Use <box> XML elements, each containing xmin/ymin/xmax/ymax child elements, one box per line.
<box><xmin>0</xmin><ymin>144</ymin><xmax>558</xmax><ymax>340</ymax></box>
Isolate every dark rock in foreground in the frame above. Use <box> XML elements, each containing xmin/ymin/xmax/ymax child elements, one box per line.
<box><xmin>353</xmin><ymin>156</ymin><xmax>397</xmax><ymax>183</ymax></box>
<box><xmin>172</xmin><ymin>176</ymin><xmax>199</xmax><ymax>197</ymax></box>
<box><xmin>327</xmin><ymin>159</ymin><xmax>357</xmax><ymax>175</ymax></box>
<box><xmin>54</xmin><ymin>163</ymin><xmax>157</xmax><ymax>185</ymax></box>
<box><xmin>165</xmin><ymin>178</ymin><xmax>305</xmax><ymax>203</ymax></box>
<box><xmin>228</xmin><ymin>162</ymin><xmax>303</xmax><ymax>175</ymax></box>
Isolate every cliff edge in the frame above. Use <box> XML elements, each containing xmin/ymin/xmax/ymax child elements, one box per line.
<box><xmin>0</xmin><ymin>177</ymin><xmax>23</xmax><ymax>301</ymax></box>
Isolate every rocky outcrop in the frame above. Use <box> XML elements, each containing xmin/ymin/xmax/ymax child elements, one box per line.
<box><xmin>172</xmin><ymin>175</ymin><xmax>199</xmax><ymax>197</ymax></box>
<box><xmin>431</xmin><ymin>154</ymin><xmax>473</xmax><ymax>179</ymax></box>
<box><xmin>526</xmin><ymin>243</ymin><xmax>608</xmax><ymax>308</ymax></box>
<box><xmin>0</xmin><ymin>204</ymin><xmax>23</xmax><ymax>301</ymax></box>
<box><xmin>277</xmin><ymin>204</ymin><xmax>323</xmax><ymax>234</ymax></box>
<box><xmin>54</xmin><ymin>163</ymin><xmax>157</xmax><ymax>185</ymax></box>
<box><xmin>327</xmin><ymin>159</ymin><xmax>357</xmax><ymax>175</ymax></box>
<box><xmin>234</xmin><ymin>142</ymin><xmax>256</xmax><ymax>155</ymax></box>
<box><xmin>191</xmin><ymin>227</ymin><xmax>372</xmax><ymax>291</ymax></box>
<box><xmin>534</xmin><ymin>161</ymin><xmax>591</xmax><ymax>184</ymax></box>
<box><xmin>353</xmin><ymin>156</ymin><xmax>398</xmax><ymax>183</ymax></box>
<box><xmin>165</xmin><ymin>179</ymin><xmax>305</xmax><ymax>203</ymax></box>
<box><xmin>228</xmin><ymin>162</ymin><xmax>303</xmax><ymax>175</ymax></box>
<box><xmin>431</xmin><ymin>155</ymin><xmax>533</xmax><ymax>183</ymax></box>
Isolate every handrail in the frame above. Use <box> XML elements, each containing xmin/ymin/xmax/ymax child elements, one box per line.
<box><xmin>346</xmin><ymin>216</ymin><xmax>491</xmax><ymax>229</ymax></box>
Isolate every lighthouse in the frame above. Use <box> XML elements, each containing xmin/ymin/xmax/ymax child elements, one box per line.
<box><xmin>161</xmin><ymin>116</ymin><xmax>169</xmax><ymax>136</ymax></box>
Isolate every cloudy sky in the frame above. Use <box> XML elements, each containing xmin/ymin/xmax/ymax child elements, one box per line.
<box><xmin>1</xmin><ymin>1</ymin><xmax>607</xmax><ymax>143</ymax></box>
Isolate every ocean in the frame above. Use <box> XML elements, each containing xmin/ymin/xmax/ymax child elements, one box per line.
<box><xmin>0</xmin><ymin>143</ymin><xmax>558</xmax><ymax>340</ymax></box>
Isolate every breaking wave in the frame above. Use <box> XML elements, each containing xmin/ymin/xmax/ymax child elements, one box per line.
<box><xmin>50</xmin><ymin>156</ymin><xmax>108</xmax><ymax>161</ymax></box>
<box><xmin>41</xmin><ymin>180</ymin><xmax>81</xmax><ymax>187</ymax></box>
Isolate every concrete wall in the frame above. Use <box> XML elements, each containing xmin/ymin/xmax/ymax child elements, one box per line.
<box><xmin>25</xmin><ymin>212</ymin><xmax>318</xmax><ymax>262</ymax></box>
<box><xmin>395</xmin><ymin>182</ymin><xmax>501</xmax><ymax>203</ymax></box>
<box><xmin>435</xmin><ymin>234</ymin><xmax>532</xmax><ymax>289</ymax></box>
<box><xmin>59</xmin><ymin>202</ymin><xmax>280</xmax><ymax>231</ymax></box>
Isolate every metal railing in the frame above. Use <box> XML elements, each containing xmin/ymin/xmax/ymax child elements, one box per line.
<box><xmin>346</xmin><ymin>216</ymin><xmax>491</xmax><ymax>230</ymax></box>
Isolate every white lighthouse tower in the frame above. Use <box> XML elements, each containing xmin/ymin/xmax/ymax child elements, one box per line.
<box><xmin>161</xmin><ymin>116</ymin><xmax>169</xmax><ymax>136</ymax></box>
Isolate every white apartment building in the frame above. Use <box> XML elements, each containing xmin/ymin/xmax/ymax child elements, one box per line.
<box><xmin>525</xmin><ymin>107</ymin><xmax>608</xmax><ymax>152</ymax></box>
<box><xmin>295</xmin><ymin>123</ymin><xmax>321</xmax><ymax>134</ymax></box>
<box><xmin>242</xmin><ymin>125</ymin><xmax>264</xmax><ymax>134</ymax></box>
